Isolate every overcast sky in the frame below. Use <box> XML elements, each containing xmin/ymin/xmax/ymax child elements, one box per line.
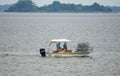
<box><xmin>0</xmin><ymin>0</ymin><xmax>120</xmax><ymax>6</ymax></box>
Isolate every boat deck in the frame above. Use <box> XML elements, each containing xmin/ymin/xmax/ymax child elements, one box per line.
<box><xmin>46</xmin><ymin>50</ymin><xmax>91</xmax><ymax>58</ymax></box>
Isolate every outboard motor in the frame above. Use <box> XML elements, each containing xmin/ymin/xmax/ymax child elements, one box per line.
<box><xmin>40</xmin><ymin>48</ymin><xmax>46</xmax><ymax>57</ymax></box>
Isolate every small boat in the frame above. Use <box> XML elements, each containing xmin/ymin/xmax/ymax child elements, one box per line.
<box><xmin>40</xmin><ymin>39</ymin><xmax>92</xmax><ymax>58</ymax></box>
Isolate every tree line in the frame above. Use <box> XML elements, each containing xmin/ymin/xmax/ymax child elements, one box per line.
<box><xmin>5</xmin><ymin>0</ymin><xmax>112</xmax><ymax>12</ymax></box>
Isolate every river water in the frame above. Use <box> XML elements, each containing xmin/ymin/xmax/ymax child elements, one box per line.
<box><xmin>0</xmin><ymin>13</ymin><xmax>120</xmax><ymax>76</ymax></box>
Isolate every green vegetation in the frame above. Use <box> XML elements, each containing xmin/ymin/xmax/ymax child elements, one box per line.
<box><xmin>38</xmin><ymin>1</ymin><xmax>111</xmax><ymax>12</ymax></box>
<box><xmin>81</xmin><ymin>3</ymin><xmax>112</xmax><ymax>12</ymax></box>
<box><xmin>110</xmin><ymin>6</ymin><xmax>120</xmax><ymax>12</ymax></box>
<box><xmin>5</xmin><ymin>0</ymin><xmax>112</xmax><ymax>12</ymax></box>
<box><xmin>38</xmin><ymin>1</ymin><xmax>83</xmax><ymax>12</ymax></box>
<box><xmin>5</xmin><ymin>0</ymin><xmax>38</xmax><ymax>12</ymax></box>
<box><xmin>0</xmin><ymin>4</ymin><xmax>11</xmax><ymax>12</ymax></box>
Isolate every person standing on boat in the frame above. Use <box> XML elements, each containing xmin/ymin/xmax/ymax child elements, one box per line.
<box><xmin>56</xmin><ymin>42</ymin><xmax>62</xmax><ymax>52</ymax></box>
<box><xmin>63</xmin><ymin>42</ymin><xmax>67</xmax><ymax>50</ymax></box>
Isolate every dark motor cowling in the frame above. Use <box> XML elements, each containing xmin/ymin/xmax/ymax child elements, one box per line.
<box><xmin>40</xmin><ymin>48</ymin><xmax>46</xmax><ymax>57</ymax></box>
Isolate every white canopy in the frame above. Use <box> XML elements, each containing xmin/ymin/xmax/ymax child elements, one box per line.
<box><xmin>51</xmin><ymin>39</ymin><xmax>70</xmax><ymax>43</ymax></box>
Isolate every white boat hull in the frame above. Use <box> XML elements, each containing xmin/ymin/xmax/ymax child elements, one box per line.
<box><xmin>46</xmin><ymin>53</ymin><xmax>90</xmax><ymax>58</ymax></box>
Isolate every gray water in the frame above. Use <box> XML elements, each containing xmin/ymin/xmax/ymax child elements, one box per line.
<box><xmin>0</xmin><ymin>13</ymin><xmax>120</xmax><ymax>76</ymax></box>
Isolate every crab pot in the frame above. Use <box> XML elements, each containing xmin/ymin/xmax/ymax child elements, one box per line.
<box><xmin>77</xmin><ymin>42</ymin><xmax>89</xmax><ymax>51</ymax></box>
<box><xmin>40</xmin><ymin>48</ymin><xmax>46</xmax><ymax>57</ymax></box>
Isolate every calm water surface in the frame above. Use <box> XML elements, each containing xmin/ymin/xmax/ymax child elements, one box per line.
<box><xmin>0</xmin><ymin>13</ymin><xmax>120</xmax><ymax>76</ymax></box>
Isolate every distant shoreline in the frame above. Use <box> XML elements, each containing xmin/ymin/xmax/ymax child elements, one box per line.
<box><xmin>5</xmin><ymin>1</ymin><xmax>112</xmax><ymax>13</ymax></box>
<box><xmin>1</xmin><ymin>1</ymin><xmax>120</xmax><ymax>12</ymax></box>
<box><xmin>0</xmin><ymin>12</ymin><xmax>120</xmax><ymax>14</ymax></box>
